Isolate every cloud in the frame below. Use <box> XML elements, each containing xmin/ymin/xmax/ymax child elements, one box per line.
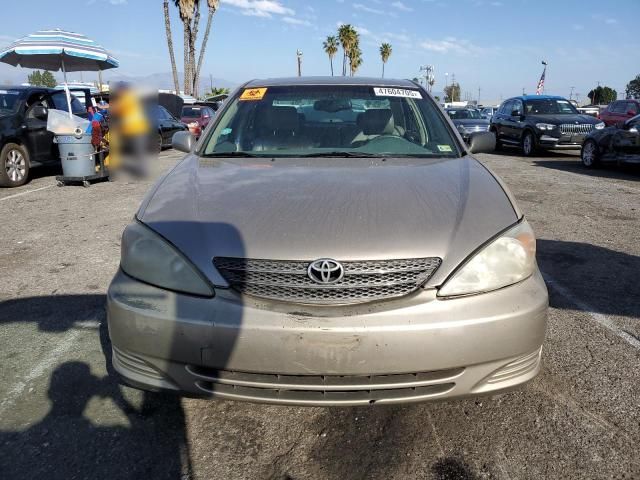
<box><xmin>391</xmin><ymin>1</ymin><xmax>413</xmax><ymax>11</ymax></box>
<box><xmin>282</xmin><ymin>16</ymin><xmax>312</xmax><ymax>26</ymax></box>
<box><xmin>221</xmin><ymin>0</ymin><xmax>294</xmax><ymax>18</ymax></box>
<box><xmin>420</xmin><ymin>37</ymin><xmax>485</xmax><ymax>55</ymax></box>
<box><xmin>353</xmin><ymin>3</ymin><xmax>384</xmax><ymax>14</ymax></box>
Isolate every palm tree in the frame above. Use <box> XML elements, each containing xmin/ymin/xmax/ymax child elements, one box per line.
<box><xmin>163</xmin><ymin>0</ymin><xmax>180</xmax><ymax>93</ymax></box>
<box><xmin>193</xmin><ymin>0</ymin><xmax>219</xmax><ymax>97</ymax></box>
<box><xmin>323</xmin><ymin>36</ymin><xmax>339</xmax><ymax>76</ymax></box>
<box><xmin>175</xmin><ymin>0</ymin><xmax>195</xmax><ymax>94</ymax></box>
<box><xmin>350</xmin><ymin>46</ymin><xmax>362</xmax><ymax>76</ymax></box>
<box><xmin>338</xmin><ymin>24</ymin><xmax>356</xmax><ymax>76</ymax></box>
<box><xmin>189</xmin><ymin>0</ymin><xmax>201</xmax><ymax>95</ymax></box>
<box><xmin>379</xmin><ymin>43</ymin><xmax>392</xmax><ymax>78</ymax></box>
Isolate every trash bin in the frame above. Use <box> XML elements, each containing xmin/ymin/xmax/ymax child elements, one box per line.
<box><xmin>55</xmin><ymin>133</ymin><xmax>95</xmax><ymax>178</ymax></box>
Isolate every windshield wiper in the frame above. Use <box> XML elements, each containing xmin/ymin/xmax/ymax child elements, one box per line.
<box><xmin>201</xmin><ymin>151</ymin><xmax>262</xmax><ymax>158</ymax></box>
<box><xmin>298</xmin><ymin>151</ymin><xmax>382</xmax><ymax>158</ymax></box>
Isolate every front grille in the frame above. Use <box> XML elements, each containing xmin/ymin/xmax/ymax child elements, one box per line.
<box><xmin>559</xmin><ymin>123</ymin><xmax>594</xmax><ymax>135</ymax></box>
<box><xmin>213</xmin><ymin>257</ymin><xmax>441</xmax><ymax>305</ymax></box>
<box><xmin>187</xmin><ymin>365</ymin><xmax>462</xmax><ymax>405</ymax></box>
<box><xmin>463</xmin><ymin>125</ymin><xmax>490</xmax><ymax>133</ymax></box>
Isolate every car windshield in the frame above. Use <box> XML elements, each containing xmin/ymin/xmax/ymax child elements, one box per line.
<box><xmin>447</xmin><ymin>109</ymin><xmax>482</xmax><ymax>119</ymax></box>
<box><xmin>201</xmin><ymin>85</ymin><xmax>460</xmax><ymax>158</ymax></box>
<box><xmin>182</xmin><ymin>107</ymin><xmax>202</xmax><ymax>117</ymax></box>
<box><xmin>525</xmin><ymin>99</ymin><xmax>578</xmax><ymax>115</ymax></box>
<box><xmin>0</xmin><ymin>89</ymin><xmax>21</xmax><ymax>113</ymax></box>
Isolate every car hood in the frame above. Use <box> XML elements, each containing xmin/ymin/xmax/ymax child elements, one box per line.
<box><xmin>139</xmin><ymin>155</ymin><xmax>518</xmax><ymax>287</ymax></box>
<box><xmin>527</xmin><ymin>114</ymin><xmax>600</xmax><ymax>124</ymax></box>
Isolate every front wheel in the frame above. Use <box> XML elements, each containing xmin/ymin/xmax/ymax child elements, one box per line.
<box><xmin>581</xmin><ymin>140</ymin><xmax>600</xmax><ymax>168</ymax></box>
<box><xmin>522</xmin><ymin>131</ymin><xmax>536</xmax><ymax>157</ymax></box>
<box><xmin>0</xmin><ymin>143</ymin><xmax>30</xmax><ymax>187</ymax></box>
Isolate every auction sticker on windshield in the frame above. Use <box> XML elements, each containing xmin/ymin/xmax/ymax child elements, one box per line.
<box><xmin>373</xmin><ymin>87</ymin><xmax>422</xmax><ymax>98</ymax></box>
<box><xmin>240</xmin><ymin>88</ymin><xmax>267</xmax><ymax>101</ymax></box>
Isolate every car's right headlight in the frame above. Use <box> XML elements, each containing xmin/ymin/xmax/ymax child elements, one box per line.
<box><xmin>438</xmin><ymin>220</ymin><xmax>536</xmax><ymax>298</ymax></box>
<box><xmin>535</xmin><ymin>123</ymin><xmax>555</xmax><ymax>131</ymax></box>
<box><xmin>120</xmin><ymin>221</ymin><xmax>214</xmax><ymax>297</ymax></box>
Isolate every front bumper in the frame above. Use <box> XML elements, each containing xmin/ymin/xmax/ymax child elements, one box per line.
<box><xmin>107</xmin><ymin>269</ymin><xmax>548</xmax><ymax>406</ymax></box>
<box><xmin>538</xmin><ymin>134</ymin><xmax>586</xmax><ymax>150</ymax></box>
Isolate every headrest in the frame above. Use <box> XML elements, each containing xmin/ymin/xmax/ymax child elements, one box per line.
<box><xmin>256</xmin><ymin>105</ymin><xmax>299</xmax><ymax>132</ymax></box>
<box><xmin>357</xmin><ymin>109</ymin><xmax>395</xmax><ymax>135</ymax></box>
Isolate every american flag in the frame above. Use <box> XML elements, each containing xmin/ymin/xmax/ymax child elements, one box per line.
<box><xmin>536</xmin><ymin>61</ymin><xmax>547</xmax><ymax>95</ymax></box>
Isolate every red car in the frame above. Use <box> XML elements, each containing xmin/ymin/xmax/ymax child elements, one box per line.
<box><xmin>181</xmin><ymin>105</ymin><xmax>216</xmax><ymax>138</ymax></box>
<box><xmin>599</xmin><ymin>99</ymin><xmax>640</xmax><ymax>126</ymax></box>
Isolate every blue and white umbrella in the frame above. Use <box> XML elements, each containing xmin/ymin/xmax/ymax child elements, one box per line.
<box><xmin>0</xmin><ymin>29</ymin><xmax>119</xmax><ymax>116</ymax></box>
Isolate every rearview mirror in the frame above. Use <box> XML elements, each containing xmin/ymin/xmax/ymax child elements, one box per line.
<box><xmin>172</xmin><ymin>130</ymin><xmax>195</xmax><ymax>153</ymax></box>
<box><xmin>468</xmin><ymin>131</ymin><xmax>496</xmax><ymax>154</ymax></box>
<box><xmin>32</xmin><ymin>105</ymin><xmax>48</xmax><ymax>120</ymax></box>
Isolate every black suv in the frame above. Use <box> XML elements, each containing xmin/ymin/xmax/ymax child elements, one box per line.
<box><xmin>490</xmin><ymin>95</ymin><xmax>604</xmax><ymax>156</ymax></box>
<box><xmin>0</xmin><ymin>85</ymin><xmax>91</xmax><ymax>187</ymax></box>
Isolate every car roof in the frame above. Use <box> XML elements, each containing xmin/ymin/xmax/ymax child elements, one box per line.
<box><xmin>512</xmin><ymin>95</ymin><xmax>567</xmax><ymax>101</ymax></box>
<box><xmin>243</xmin><ymin>76</ymin><xmax>419</xmax><ymax>88</ymax></box>
<box><xmin>0</xmin><ymin>85</ymin><xmax>54</xmax><ymax>91</ymax></box>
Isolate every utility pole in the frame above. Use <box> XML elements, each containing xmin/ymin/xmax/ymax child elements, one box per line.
<box><xmin>522</xmin><ymin>87</ymin><xmax>525</xmax><ymax>95</ymax></box>
<box><xmin>450</xmin><ymin>73</ymin><xmax>456</xmax><ymax>101</ymax></box>
<box><xmin>296</xmin><ymin>50</ymin><xmax>303</xmax><ymax>77</ymax></box>
<box><xmin>210</xmin><ymin>73</ymin><xmax>213</xmax><ymax>93</ymax></box>
<box><xmin>478</xmin><ymin>87</ymin><xmax>481</xmax><ymax>106</ymax></box>
<box><xmin>569</xmin><ymin>86</ymin><xmax>575</xmax><ymax>100</ymax></box>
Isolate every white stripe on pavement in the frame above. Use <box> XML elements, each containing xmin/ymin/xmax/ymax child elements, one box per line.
<box><xmin>0</xmin><ymin>185</ymin><xmax>54</xmax><ymax>202</ymax></box>
<box><xmin>544</xmin><ymin>274</ymin><xmax>640</xmax><ymax>350</ymax></box>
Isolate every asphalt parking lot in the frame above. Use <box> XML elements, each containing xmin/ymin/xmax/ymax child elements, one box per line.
<box><xmin>1</xmin><ymin>149</ymin><xmax>639</xmax><ymax>480</ymax></box>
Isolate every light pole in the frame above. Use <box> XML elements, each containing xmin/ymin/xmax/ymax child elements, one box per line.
<box><xmin>296</xmin><ymin>49</ymin><xmax>303</xmax><ymax>77</ymax></box>
<box><xmin>569</xmin><ymin>86</ymin><xmax>575</xmax><ymax>101</ymax></box>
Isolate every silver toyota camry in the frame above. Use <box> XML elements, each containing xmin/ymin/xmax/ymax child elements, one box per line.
<box><xmin>107</xmin><ymin>77</ymin><xmax>548</xmax><ymax>406</ymax></box>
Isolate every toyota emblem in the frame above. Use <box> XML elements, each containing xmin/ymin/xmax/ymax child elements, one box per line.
<box><xmin>308</xmin><ymin>259</ymin><xmax>344</xmax><ymax>284</ymax></box>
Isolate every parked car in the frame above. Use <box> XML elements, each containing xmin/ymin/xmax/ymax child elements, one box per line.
<box><xmin>107</xmin><ymin>77</ymin><xmax>547</xmax><ymax>406</ymax></box>
<box><xmin>576</xmin><ymin>105</ymin><xmax>603</xmax><ymax>118</ymax></box>
<box><xmin>491</xmin><ymin>95</ymin><xmax>604</xmax><ymax>156</ymax></box>
<box><xmin>0</xmin><ymin>85</ymin><xmax>91</xmax><ymax>187</ymax></box>
<box><xmin>446</xmin><ymin>107</ymin><xmax>491</xmax><ymax>143</ymax></box>
<box><xmin>581</xmin><ymin>114</ymin><xmax>640</xmax><ymax>168</ymax></box>
<box><xmin>150</xmin><ymin>104</ymin><xmax>188</xmax><ymax>150</ymax></box>
<box><xmin>181</xmin><ymin>105</ymin><xmax>215</xmax><ymax>138</ymax></box>
<box><xmin>480</xmin><ymin>106</ymin><xmax>499</xmax><ymax>120</ymax></box>
<box><xmin>599</xmin><ymin>99</ymin><xmax>640</xmax><ymax>126</ymax></box>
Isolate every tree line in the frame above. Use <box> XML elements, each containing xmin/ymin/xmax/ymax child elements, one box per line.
<box><xmin>322</xmin><ymin>25</ymin><xmax>392</xmax><ymax>77</ymax></box>
<box><xmin>27</xmin><ymin>70</ymin><xmax>57</xmax><ymax>88</ymax></box>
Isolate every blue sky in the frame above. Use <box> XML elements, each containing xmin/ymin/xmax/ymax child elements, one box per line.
<box><xmin>0</xmin><ymin>0</ymin><xmax>638</xmax><ymax>103</ymax></box>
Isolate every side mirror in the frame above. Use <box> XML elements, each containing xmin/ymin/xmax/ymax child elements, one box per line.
<box><xmin>627</xmin><ymin>110</ymin><xmax>636</xmax><ymax>116</ymax></box>
<box><xmin>32</xmin><ymin>105</ymin><xmax>48</xmax><ymax>120</ymax></box>
<box><xmin>172</xmin><ymin>130</ymin><xmax>195</xmax><ymax>153</ymax></box>
<box><xmin>468</xmin><ymin>131</ymin><xmax>496</xmax><ymax>154</ymax></box>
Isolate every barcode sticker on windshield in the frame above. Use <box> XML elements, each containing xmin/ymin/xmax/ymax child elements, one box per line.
<box><xmin>373</xmin><ymin>87</ymin><xmax>422</xmax><ymax>98</ymax></box>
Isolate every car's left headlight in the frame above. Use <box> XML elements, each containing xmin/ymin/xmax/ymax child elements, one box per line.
<box><xmin>594</xmin><ymin>122</ymin><xmax>605</xmax><ymax>130</ymax></box>
<box><xmin>120</xmin><ymin>221</ymin><xmax>215</xmax><ymax>297</ymax></box>
<box><xmin>438</xmin><ymin>220</ymin><xmax>536</xmax><ymax>298</ymax></box>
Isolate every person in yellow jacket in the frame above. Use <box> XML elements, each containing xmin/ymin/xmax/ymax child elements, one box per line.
<box><xmin>109</xmin><ymin>83</ymin><xmax>152</xmax><ymax>176</ymax></box>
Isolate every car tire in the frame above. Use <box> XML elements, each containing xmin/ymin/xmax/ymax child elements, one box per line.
<box><xmin>0</xmin><ymin>143</ymin><xmax>30</xmax><ymax>188</ymax></box>
<box><xmin>491</xmin><ymin>128</ymin><xmax>502</xmax><ymax>150</ymax></box>
<box><xmin>522</xmin><ymin>131</ymin><xmax>536</xmax><ymax>157</ymax></box>
<box><xmin>581</xmin><ymin>140</ymin><xmax>600</xmax><ymax>168</ymax></box>
<box><xmin>156</xmin><ymin>133</ymin><xmax>164</xmax><ymax>153</ymax></box>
